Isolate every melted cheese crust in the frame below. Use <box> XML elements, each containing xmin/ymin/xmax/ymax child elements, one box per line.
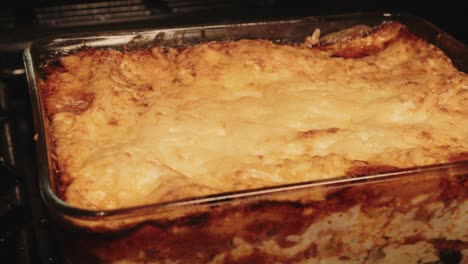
<box><xmin>42</xmin><ymin>22</ymin><xmax>468</xmax><ymax>209</ymax></box>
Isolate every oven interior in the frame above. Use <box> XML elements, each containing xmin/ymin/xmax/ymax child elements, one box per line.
<box><xmin>0</xmin><ymin>1</ymin><xmax>466</xmax><ymax>263</ymax></box>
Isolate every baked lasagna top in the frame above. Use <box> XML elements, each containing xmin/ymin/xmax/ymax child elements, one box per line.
<box><xmin>41</xmin><ymin>22</ymin><xmax>468</xmax><ymax>210</ymax></box>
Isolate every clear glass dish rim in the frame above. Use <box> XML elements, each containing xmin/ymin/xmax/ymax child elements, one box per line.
<box><xmin>23</xmin><ymin>12</ymin><xmax>468</xmax><ymax>221</ymax></box>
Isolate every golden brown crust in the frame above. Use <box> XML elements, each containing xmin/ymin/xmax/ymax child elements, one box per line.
<box><xmin>41</xmin><ymin>21</ymin><xmax>468</xmax><ymax>210</ymax></box>
<box><xmin>315</xmin><ymin>21</ymin><xmax>406</xmax><ymax>58</ymax></box>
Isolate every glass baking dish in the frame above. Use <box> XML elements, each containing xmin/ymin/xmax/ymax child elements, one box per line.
<box><xmin>24</xmin><ymin>13</ymin><xmax>468</xmax><ymax>263</ymax></box>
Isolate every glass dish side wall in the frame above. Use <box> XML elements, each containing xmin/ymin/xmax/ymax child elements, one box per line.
<box><xmin>55</xmin><ymin>162</ymin><xmax>468</xmax><ymax>263</ymax></box>
<box><xmin>24</xmin><ymin>13</ymin><xmax>468</xmax><ymax>263</ymax></box>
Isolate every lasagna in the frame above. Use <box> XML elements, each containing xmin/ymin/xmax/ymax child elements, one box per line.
<box><xmin>41</xmin><ymin>21</ymin><xmax>468</xmax><ymax>210</ymax></box>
